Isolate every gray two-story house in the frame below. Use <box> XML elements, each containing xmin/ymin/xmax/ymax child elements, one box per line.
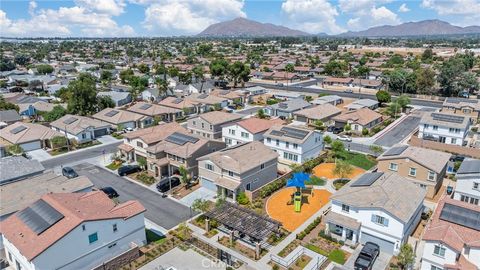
<box><xmin>187</xmin><ymin>111</ymin><xmax>243</xmax><ymax>139</ymax></box>
<box><xmin>197</xmin><ymin>141</ymin><xmax>278</xmax><ymax>200</ymax></box>
<box><xmin>264</xmin><ymin>99</ymin><xmax>312</xmax><ymax>119</ymax></box>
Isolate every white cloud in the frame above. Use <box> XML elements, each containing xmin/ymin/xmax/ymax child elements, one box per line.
<box><xmin>338</xmin><ymin>0</ymin><xmax>401</xmax><ymax>31</ymax></box>
<box><xmin>338</xmin><ymin>0</ymin><xmax>392</xmax><ymax>15</ymax></box>
<box><xmin>142</xmin><ymin>0</ymin><xmax>245</xmax><ymax>35</ymax></box>
<box><xmin>398</xmin><ymin>3</ymin><xmax>410</xmax><ymax>12</ymax></box>
<box><xmin>75</xmin><ymin>0</ymin><xmax>126</xmax><ymax>16</ymax></box>
<box><xmin>371</xmin><ymin>6</ymin><xmax>399</xmax><ymax>23</ymax></box>
<box><xmin>28</xmin><ymin>1</ymin><xmax>37</xmax><ymax>16</ymax></box>
<box><xmin>421</xmin><ymin>0</ymin><xmax>480</xmax><ymax>16</ymax></box>
<box><xmin>0</xmin><ymin>4</ymin><xmax>135</xmax><ymax>37</ymax></box>
<box><xmin>281</xmin><ymin>0</ymin><xmax>344</xmax><ymax>34</ymax></box>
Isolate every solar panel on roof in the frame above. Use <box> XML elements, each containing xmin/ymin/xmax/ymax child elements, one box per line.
<box><xmin>172</xmin><ymin>98</ymin><xmax>183</xmax><ymax>104</ymax></box>
<box><xmin>139</xmin><ymin>104</ymin><xmax>152</xmax><ymax>110</ymax></box>
<box><xmin>105</xmin><ymin>110</ymin><xmax>119</xmax><ymax>117</ymax></box>
<box><xmin>431</xmin><ymin>113</ymin><xmax>465</xmax><ymax>124</ymax></box>
<box><xmin>440</xmin><ymin>203</ymin><xmax>480</xmax><ymax>231</ymax></box>
<box><xmin>270</xmin><ymin>130</ymin><xmax>285</xmax><ymax>136</ymax></box>
<box><xmin>383</xmin><ymin>145</ymin><xmax>408</xmax><ymax>156</ymax></box>
<box><xmin>457</xmin><ymin>160</ymin><xmax>480</xmax><ymax>174</ymax></box>
<box><xmin>165</xmin><ymin>132</ymin><xmax>200</xmax><ymax>145</ymax></box>
<box><xmin>10</xmin><ymin>125</ymin><xmax>27</xmax><ymax>134</ymax></box>
<box><xmin>63</xmin><ymin>117</ymin><xmax>78</xmax><ymax>125</ymax></box>
<box><xmin>351</xmin><ymin>172</ymin><xmax>384</xmax><ymax>187</ymax></box>
<box><xmin>281</xmin><ymin>127</ymin><xmax>309</xmax><ymax>140</ymax></box>
<box><xmin>17</xmin><ymin>199</ymin><xmax>64</xmax><ymax>235</ymax></box>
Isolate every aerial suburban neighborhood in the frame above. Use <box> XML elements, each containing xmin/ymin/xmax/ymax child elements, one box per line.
<box><xmin>0</xmin><ymin>1</ymin><xmax>480</xmax><ymax>270</ymax></box>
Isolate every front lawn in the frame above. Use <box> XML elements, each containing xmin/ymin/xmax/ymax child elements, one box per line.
<box><xmin>305</xmin><ymin>244</ymin><xmax>346</xmax><ymax>265</ymax></box>
<box><xmin>145</xmin><ymin>229</ymin><xmax>166</xmax><ymax>244</ymax></box>
<box><xmin>340</xmin><ymin>152</ymin><xmax>377</xmax><ymax>170</ymax></box>
<box><xmin>106</xmin><ymin>161</ymin><xmax>123</xmax><ymax>170</ymax></box>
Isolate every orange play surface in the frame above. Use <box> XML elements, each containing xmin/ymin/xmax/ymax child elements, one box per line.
<box><xmin>266</xmin><ymin>187</ymin><xmax>331</xmax><ymax>231</ymax></box>
<box><xmin>312</xmin><ymin>163</ymin><xmax>365</xmax><ymax>180</ymax></box>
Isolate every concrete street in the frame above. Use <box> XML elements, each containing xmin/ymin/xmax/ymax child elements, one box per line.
<box><xmin>374</xmin><ymin>115</ymin><xmax>421</xmax><ymax>147</ymax></box>
<box><xmin>73</xmin><ymin>163</ymin><xmax>193</xmax><ymax>230</ymax></box>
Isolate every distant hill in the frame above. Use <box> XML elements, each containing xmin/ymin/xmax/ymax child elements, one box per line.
<box><xmin>338</xmin><ymin>20</ymin><xmax>480</xmax><ymax>37</ymax></box>
<box><xmin>197</xmin><ymin>17</ymin><xmax>310</xmax><ymax>37</ymax></box>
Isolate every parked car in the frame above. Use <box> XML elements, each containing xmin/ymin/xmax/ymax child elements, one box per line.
<box><xmin>327</xmin><ymin>126</ymin><xmax>343</xmax><ymax>134</ymax></box>
<box><xmin>449</xmin><ymin>155</ymin><xmax>465</xmax><ymax>163</ymax></box>
<box><xmin>123</xmin><ymin>127</ymin><xmax>134</xmax><ymax>132</ymax></box>
<box><xmin>118</xmin><ymin>165</ymin><xmax>141</xmax><ymax>176</ymax></box>
<box><xmin>337</xmin><ymin>135</ymin><xmax>352</xmax><ymax>142</ymax></box>
<box><xmin>354</xmin><ymin>242</ymin><xmax>380</xmax><ymax>270</ymax></box>
<box><xmin>100</xmin><ymin>187</ymin><xmax>119</xmax><ymax>198</ymax></box>
<box><xmin>446</xmin><ymin>186</ymin><xmax>454</xmax><ymax>195</ymax></box>
<box><xmin>276</xmin><ymin>83</ymin><xmax>284</xmax><ymax>87</ymax></box>
<box><xmin>344</xmin><ymin>89</ymin><xmax>353</xmax><ymax>93</ymax></box>
<box><xmin>156</xmin><ymin>176</ymin><xmax>181</xmax><ymax>193</ymax></box>
<box><xmin>62</xmin><ymin>166</ymin><xmax>78</xmax><ymax>179</ymax></box>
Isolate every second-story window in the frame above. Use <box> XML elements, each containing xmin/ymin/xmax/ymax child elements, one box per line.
<box><xmin>206</xmin><ymin>164</ymin><xmax>213</xmax><ymax>171</ymax></box>
<box><xmin>341</xmin><ymin>204</ymin><xmax>350</xmax><ymax>213</ymax></box>
<box><xmin>428</xmin><ymin>171</ymin><xmax>435</xmax><ymax>181</ymax></box>
<box><xmin>371</xmin><ymin>215</ymin><xmax>389</xmax><ymax>226</ymax></box>
<box><xmin>433</xmin><ymin>245</ymin><xmax>446</xmax><ymax>257</ymax></box>
<box><xmin>267</xmin><ymin>137</ymin><xmax>271</xmax><ymax>143</ymax></box>
<box><xmin>276</xmin><ymin>139</ymin><xmax>279</xmax><ymax>146</ymax></box>
<box><xmin>293</xmin><ymin>143</ymin><xmax>298</xmax><ymax>149</ymax></box>
<box><xmin>433</xmin><ymin>125</ymin><xmax>438</xmax><ymax>131</ymax></box>
<box><xmin>389</xmin><ymin>163</ymin><xmax>398</xmax><ymax>171</ymax></box>
<box><xmin>260</xmin><ymin>163</ymin><xmax>265</xmax><ymax>169</ymax></box>
<box><xmin>113</xmin><ymin>224</ymin><xmax>117</xmax><ymax>232</ymax></box>
<box><xmin>286</xmin><ymin>142</ymin><xmax>289</xmax><ymax>148</ymax></box>
<box><xmin>409</xmin><ymin>167</ymin><xmax>417</xmax><ymax>177</ymax></box>
<box><xmin>228</xmin><ymin>171</ymin><xmax>234</xmax><ymax>177</ymax></box>
<box><xmin>137</xmin><ymin>141</ymin><xmax>143</xmax><ymax>148</ymax></box>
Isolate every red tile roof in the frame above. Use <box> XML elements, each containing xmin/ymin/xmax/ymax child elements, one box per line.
<box><xmin>0</xmin><ymin>191</ymin><xmax>145</xmax><ymax>261</ymax></box>
<box><xmin>236</xmin><ymin>117</ymin><xmax>285</xmax><ymax>134</ymax></box>
<box><xmin>423</xmin><ymin>196</ymin><xmax>480</xmax><ymax>253</ymax></box>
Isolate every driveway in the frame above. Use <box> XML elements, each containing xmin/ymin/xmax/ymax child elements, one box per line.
<box><xmin>140</xmin><ymin>247</ymin><xmax>225</xmax><ymax>270</ymax></box>
<box><xmin>26</xmin><ymin>149</ymin><xmax>51</xmax><ymax>162</ymax></box>
<box><xmin>374</xmin><ymin>116</ymin><xmax>421</xmax><ymax>147</ymax></box>
<box><xmin>344</xmin><ymin>244</ymin><xmax>392</xmax><ymax>270</ymax></box>
<box><xmin>73</xmin><ymin>163</ymin><xmax>193</xmax><ymax>230</ymax></box>
<box><xmin>237</xmin><ymin>106</ymin><xmax>263</xmax><ymax>116</ymax></box>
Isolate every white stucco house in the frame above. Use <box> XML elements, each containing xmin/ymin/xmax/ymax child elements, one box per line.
<box><xmin>420</xmin><ymin>197</ymin><xmax>480</xmax><ymax>270</ymax></box>
<box><xmin>324</xmin><ymin>172</ymin><xmax>426</xmax><ymax>255</ymax></box>
<box><xmin>221</xmin><ymin>117</ymin><xmax>284</xmax><ymax>147</ymax></box>
<box><xmin>50</xmin><ymin>114</ymin><xmax>112</xmax><ymax>143</ymax></box>
<box><xmin>263</xmin><ymin>125</ymin><xmax>323</xmax><ymax>164</ymax></box>
<box><xmin>418</xmin><ymin>112</ymin><xmax>470</xmax><ymax>146</ymax></box>
<box><xmin>0</xmin><ymin>191</ymin><xmax>146</xmax><ymax>270</ymax></box>
<box><xmin>453</xmin><ymin>158</ymin><xmax>480</xmax><ymax>206</ymax></box>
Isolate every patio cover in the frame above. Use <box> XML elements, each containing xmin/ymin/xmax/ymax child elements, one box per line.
<box><xmin>325</xmin><ymin>211</ymin><xmax>361</xmax><ymax>230</ymax></box>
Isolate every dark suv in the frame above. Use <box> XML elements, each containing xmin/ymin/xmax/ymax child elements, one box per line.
<box><xmin>62</xmin><ymin>167</ymin><xmax>78</xmax><ymax>178</ymax></box>
<box><xmin>117</xmin><ymin>165</ymin><xmax>141</xmax><ymax>176</ymax></box>
<box><xmin>156</xmin><ymin>177</ymin><xmax>181</xmax><ymax>193</ymax></box>
<box><xmin>354</xmin><ymin>242</ymin><xmax>380</xmax><ymax>270</ymax></box>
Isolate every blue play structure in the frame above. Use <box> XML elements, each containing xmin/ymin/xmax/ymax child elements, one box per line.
<box><xmin>286</xmin><ymin>172</ymin><xmax>310</xmax><ymax>212</ymax></box>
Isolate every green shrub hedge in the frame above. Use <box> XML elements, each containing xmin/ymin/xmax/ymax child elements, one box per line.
<box><xmin>296</xmin><ymin>217</ymin><xmax>321</xmax><ymax>240</ymax></box>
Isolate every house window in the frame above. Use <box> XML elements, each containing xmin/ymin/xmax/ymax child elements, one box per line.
<box><xmin>371</xmin><ymin>215</ymin><xmax>389</xmax><ymax>226</ymax></box>
<box><xmin>293</xmin><ymin>155</ymin><xmax>298</xmax><ymax>162</ymax></box>
<box><xmin>261</xmin><ymin>163</ymin><xmax>265</xmax><ymax>170</ymax></box>
<box><xmin>286</xmin><ymin>142</ymin><xmax>289</xmax><ymax>148</ymax></box>
<box><xmin>82</xmin><ymin>133</ymin><xmax>87</xmax><ymax>139</ymax></box>
<box><xmin>433</xmin><ymin>245</ymin><xmax>446</xmax><ymax>257</ymax></box>
<box><xmin>88</xmin><ymin>232</ymin><xmax>98</xmax><ymax>244</ymax></box>
<box><xmin>341</xmin><ymin>204</ymin><xmax>350</xmax><ymax>213</ymax></box>
<box><xmin>461</xmin><ymin>195</ymin><xmax>469</xmax><ymax>203</ymax></box>
<box><xmin>389</xmin><ymin>163</ymin><xmax>398</xmax><ymax>171</ymax></box>
<box><xmin>228</xmin><ymin>171</ymin><xmax>234</xmax><ymax>177</ymax></box>
<box><xmin>474</xmin><ymin>182</ymin><xmax>479</xmax><ymax>190</ymax></box>
<box><xmin>451</xmin><ymin>138</ymin><xmax>457</xmax><ymax>144</ymax></box>
<box><xmin>193</xmin><ymin>120</ymin><xmax>196</xmax><ymax>126</ymax></box>
<box><xmin>428</xmin><ymin>171</ymin><xmax>435</xmax><ymax>181</ymax></box>
<box><xmin>246</xmin><ymin>183</ymin><xmax>251</xmax><ymax>191</ymax></box>
<box><xmin>201</xmin><ymin>123</ymin><xmax>205</xmax><ymax>128</ymax></box>
<box><xmin>276</xmin><ymin>139</ymin><xmax>279</xmax><ymax>146</ymax></box>
<box><xmin>267</xmin><ymin>137</ymin><xmax>271</xmax><ymax>143</ymax></box>
<box><xmin>409</xmin><ymin>168</ymin><xmax>417</xmax><ymax>177</ymax></box>
<box><xmin>293</xmin><ymin>143</ymin><xmax>298</xmax><ymax>149</ymax></box>
<box><xmin>433</xmin><ymin>125</ymin><xmax>438</xmax><ymax>131</ymax></box>
<box><xmin>470</xmin><ymin>197</ymin><xmax>479</xmax><ymax>205</ymax></box>
<box><xmin>113</xmin><ymin>224</ymin><xmax>118</xmax><ymax>232</ymax></box>
<box><xmin>229</xmin><ymin>129</ymin><xmax>235</xmax><ymax>135</ymax></box>
<box><xmin>209</xmin><ymin>125</ymin><xmax>213</xmax><ymax>130</ymax></box>
<box><xmin>241</xmin><ymin>132</ymin><xmax>249</xmax><ymax>138</ymax></box>
<box><xmin>420</xmin><ymin>184</ymin><xmax>427</xmax><ymax>189</ymax></box>
<box><xmin>82</xmin><ymin>224</ymin><xmax>86</xmax><ymax>231</ymax></box>
<box><xmin>137</xmin><ymin>141</ymin><xmax>143</xmax><ymax>148</ymax></box>
<box><xmin>424</xmin><ymin>124</ymin><xmax>429</xmax><ymax>129</ymax></box>
<box><xmin>206</xmin><ymin>164</ymin><xmax>214</xmax><ymax>171</ymax></box>
<box><xmin>430</xmin><ymin>266</ymin><xmax>442</xmax><ymax>270</ymax></box>
<box><xmin>463</xmin><ymin>109</ymin><xmax>471</xmax><ymax>114</ymax></box>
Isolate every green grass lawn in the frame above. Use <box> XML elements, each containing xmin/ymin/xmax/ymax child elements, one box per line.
<box><xmin>340</xmin><ymin>152</ymin><xmax>377</xmax><ymax>170</ymax></box>
<box><xmin>306</xmin><ymin>175</ymin><xmax>326</xmax><ymax>186</ymax></box>
<box><xmin>305</xmin><ymin>244</ymin><xmax>346</xmax><ymax>265</ymax></box>
<box><xmin>145</xmin><ymin>229</ymin><xmax>166</xmax><ymax>244</ymax></box>
<box><xmin>106</xmin><ymin>162</ymin><xmax>123</xmax><ymax>170</ymax></box>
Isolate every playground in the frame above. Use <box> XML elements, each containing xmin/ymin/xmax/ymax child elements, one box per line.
<box><xmin>312</xmin><ymin>163</ymin><xmax>365</xmax><ymax>180</ymax></box>
<box><xmin>266</xmin><ymin>173</ymin><xmax>331</xmax><ymax>231</ymax></box>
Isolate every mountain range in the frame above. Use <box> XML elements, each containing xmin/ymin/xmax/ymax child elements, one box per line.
<box><xmin>197</xmin><ymin>18</ymin><xmax>480</xmax><ymax>37</ymax></box>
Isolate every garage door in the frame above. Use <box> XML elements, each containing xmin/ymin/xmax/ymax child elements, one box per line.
<box><xmin>21</xmin><ymin>141</ymin><xmax>42</xmax><ymax>151</ymax></box>
<box><xmin>93</xmin><ymin>128</ymin><xmax>108</xmax><ymax>137</ymax></box>
<box><xmin>360</xmin><ymin>232</ymin><xmax>395</xmax><ymax>254</ymax></box>
<box><xmin>201</xmin><ymin>177</ymin><xmax>217</xmax><ymax>192</ymax></box>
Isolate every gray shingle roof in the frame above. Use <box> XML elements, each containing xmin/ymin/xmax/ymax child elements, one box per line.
<box><xmin>0</xmin><ymin>156</ymin><xmax>45</xmax><ymax>184</ymax></box>
<box><xmin>0</xmin><ymin>110</ymin><xmax>22</xmax><ymax>123</ymax></box>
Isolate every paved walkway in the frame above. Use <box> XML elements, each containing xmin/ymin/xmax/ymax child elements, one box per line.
<box><xmin>180</xmin><ymin>187</ymin><xmax>216</xmax><ymax>207</ymax></box>
<box><xmin>139</xmin><ymin>247</ymin><xmax>225</xmax><ymax>270</ymax></box>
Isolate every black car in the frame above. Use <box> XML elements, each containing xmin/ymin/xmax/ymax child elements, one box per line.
<box><xmin>354</xmin><ymin>242</ymin><xmax>380</xmax><ymax>270</ymax></box>
<box><xmin>100</xmin><ymin>187</ymin><xmax>119</xmax><ymax>198</ymax></box>
<box><xmin>450</xmin><ymin>155</ymin><xmax>465</xmax><ymax>163</ymax></box>
<box><xmin>62</xmin><ymin>167</ymin><xmax>78</xmax><ymax>178</ymax></box>
<box><xmin>156</xmin><ymin>176</ymin><xmax>181</xmax><ymax>193</ymax></box>
<box><xmin>117</xmin><ymin>165</ymin><xmax>141</xmax><ymax>176</ymax></box>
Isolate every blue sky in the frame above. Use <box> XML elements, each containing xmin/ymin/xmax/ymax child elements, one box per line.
<box><xmin>1</xmin><ymin>0</ymin><xmax>479</xmax><ymax>37</ymax></box>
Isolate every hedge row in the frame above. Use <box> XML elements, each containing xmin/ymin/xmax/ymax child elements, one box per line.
<box><xmin>296</xmin><ymin>217</ymin><xmax>322</xmax><ymax>240</ymax></box>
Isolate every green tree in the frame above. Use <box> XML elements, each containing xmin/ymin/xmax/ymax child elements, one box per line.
<box><xmin>14</xmin><ymin>54</ymin><xmax>30</xmax><ymax>66</ymax></box>
<box><xmin>421</xmin><ymin>48</ymin><xmax>433</xmax><ymax>62</ymax></box>
<box><xmin>285</xmin><ymin>63</ymin><xmax>295</xmax><ymax>73</ymax></box>
<box><xmin>344</xmin><ymin>123</ymin><xmax>351</xmax><ymax>133</ymax></box>
<box><xmin>459</xmin><ymin>72</ymin><xmax>479</xmax><ymax>94</ymax></box>
<box><xmin>192</xmin><ymin>65</ymin><xmax>205</xmax><ymax>82</ymax></box>
<box><xmin>167</xmin><ymin>66</ymin><xmax>179</xmax><ymax>78</ymax></box>
<box><xmin>369</xmin><ymin>145</ymin><xmax>384</xmax><ymax>156</ymax></box>
<box><xmin>179</xmin><ymin>72</ymin><xmax>192</xmax><ymax>85</ymax></box>
<box><xmin>438</xmin><ymin>57</ymin><xmax>466</xmax><ymax>96</ymax></box>
<box><xmin>0</xmin><ymin>96</ymin><xmax>19</xmax><ymax>112</ymax></box>
<box><xmin>324</xmin><ymin>60</ymin><xmax>348</xmax><ymax>76</ymax></box>
<box><xmin>227</xmin><ymin>61</ymin><xmax>250</xmax><ymax>88</ymax></box>
<box><xmin>304</xmin><ymin>95</ymin><xmax>313</xmax><ymax>102</ymax></box>
<box><xmin>209</xmin><ymin>58</ymin><xmax>229</xmax><ymax>80</ymax></box>
<box><xmin>257</xmin><ymin>109</ymin><xmax>266</xmax><ymax>119</ymax></box>
<box><xmin>54</xmin><ymin>87</ymin><xmax>72</xmax><ymax>103</ymax></box>
<box><xmin>397</xmin><ymin>243</ymin><xmax>415</xmax><ymax>270</ymax></box>
<box><xmin>375</xmin><ymin>90</ymin><xmax>391</xmax><ymax>105</ymax></box>
<box><xmin>331</xmin><ymin>140</ymin><xmax>345</xmax><ymax>157</ymax></box>
<box><xmin>137</xmin><ymin>63</ymin><xmax>150</xmax><ymax>74</ymax></box>
<box><xmin>51</xmin><ymin>136</ymin><xmax>67</xmax><ymax>149</ymax></box>
<box><xmin>236</xmin><ymin>192</ymin><xmax>249</xmax><ymax>205</ymax></box>
<box><xmin>36</xmin><ymin>64</ymin><xmax>54</xmax><ymax>74</ymax></box>
<box><xmin>155</xmin><ymin>77</ymin><xmax>169</xmax><ymax>97</ymax></box>
<box><xmin>7</xmin><ymin>144</ymin><xmax>23</xmax><ymax>156</ymax></box>
<box><xmin>66</xmin><ymin>73</ymin><xmax>98</xmax><ymax>116</ymax></box>
<box><xmin>323</xmin><ymin>135</ymin><xmax>332</xmax><ymax>145</ymax></box>
<box><xmin>97</xmin><ymin>96</ymin><xmax>115</xmax><ymax>110</ymax></box>
<box><xmin>314</xmin><ymin>120</ymin><xmax>324</xmax><ymax>130</ymax></box>
<box><xmin>362</xmin><ymin>128</ymin><xmax>369</xmax><ymax>136</ymax></box>
<box><xmin>137</xmin><ymin>156</ymin><xmax>147</xmax><ymax>170</ymax></box>
<box><xmin>415</xmin><ymin>68</ymin><xmax>436</xmax><ymax>95</ymax></box>
<box><xmin>42</xmin><ymin>105</ymin><xmax>66</xmax><ymax>122</ymax></box>
<box><xmin>128</xmin><ymin>76</ymin><xmax>148</xmax><ymax>101</ymax></box>
<box><xmin>333</xmin><ymin>160</ymin><xmax>353</xmax><ymax>179</ymax></box>
<box><xmin>0</xmin><ymin>57</ymin><xmax>15</xmax><ymax>71</ymax></box>
<box><xmin>191</xmin><ymin>199</ymin><xmax>210</xmax><ymax>213</ymax></box>
<box><xmin>396</xmin><ymin>95</ymin><xmax>411</xmax><ymax>110</ymax></box>
<box><xmin>100</xmin><ymin>70</ymin><xmax>113</xmax><ymax>82</ymax></box>
<box><xmin>119</xmin><ymin>69</ymin><xmax>134</xmax><ymax>84</ymax></box>
<box><xmin>179</xmin><ymin>165</ymin><xmax>190</xmax><ymax>186</ymax></box>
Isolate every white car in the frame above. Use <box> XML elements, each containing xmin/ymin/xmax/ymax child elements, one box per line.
<box><xmin>337</xmin><ymin>135</ymin><xmax>352</xmax><ymax>142</ymax></box>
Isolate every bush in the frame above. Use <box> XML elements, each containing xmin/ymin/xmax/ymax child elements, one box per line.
<box><xmin>136</xmin><ymin>173</ymin><xmax>156</xmax><ymax>185</ymax></box>
<box><xmin>260</xmin><ymin>177</ymin><xmax>287</xmax><ymax>198</ymax></box>
<box><xmin>236</xmin><ymin>192</ymin><xmax>249</xmax><ymax>205</ymax></box>
<box><xmin>362</xmin><ymin>128</ymin><xmax>369</xmax><ymax>136</ymax></box>
<box><xmin>296</xmin><ymin>217</ymin><xmax>321</xmax><ymax>240</ymax></box>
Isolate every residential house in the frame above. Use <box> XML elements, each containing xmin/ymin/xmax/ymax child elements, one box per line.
<box><xmin>332</xmin><ymin>108</ymin><xmax>383</xmax><ymax>134</ymax></box>
<box><xmin>197</xmin><ymin>141</ymin><xmax>278</xmax><ymax>200</ymax></box>
<box><xmin>345</xmin><ymin>99</ymin><xmax>379</xmax><ymax>111</ymax></box>
<box><xmin>92</xmin><ymin>108</ymin><xmax>152</xmax><ymax>130</ymax></box>
<box><xmin>158</xmin><ymin>96</ymin><xmax>203</xmax><ymax>115</ymax></box>
<box><xmin>263</xmin><ymin>125</ymin><xmax>323</xmax><ymax>164</ymax></box>
<box><xmin>272</xmin><ymin>92</ymin><xmax>304</xmax><ymax>101</ymax></box>
<box><xmin>325</xmin><ymin>172</ymin><xmax>426</xmax><ymax>255</ymax></box>
<box><xmin>377</xmin><ymin>145</ymin><xmax>451</xmax><ymax>199</ymax></box>
<box><xmin>141</xmin><ymin>88</ymin><xmax>165</xmax><ymax>102</ymax></box>
<box><xmin>222</xmin><ymin>118</ymin><xmax>285</xmax><ymax>146</ymax></box>
<box><xmin>187</xmin><ymin>111</ymin><xmax>243</xmax><ymax>139</ymax></box>
<box><xmin>418</xmin><ymin>112</ymin><xmax>471</xmax><ymax>146</ymax></box>
<box><xmin>0</xmin><ymin>122</ymin><xmax>63</xmax><ymax>151</ymax></box>
<box><xmin>311</xmin><ymin>95</ymin><xmax>343</xmax><ymax>106</ymax></box>
<box><xmin>453</xmin><ymin>158</ymin><xmax>480</xmax><ymax>205</ymax></box>
<box><xmin>0</xmin><ymin>156</ymin><xmax>45</xmax><ymax>185</ymax></box>
<box><xmin>185</xmin><ymin>93</ymin><xmax>229</xmax><ymax>111</ymax></box>
<box><xmin>127</xmin><ymin>102</ymin><xmax>183</xmax><ymax>122</ymax></box>
<box><xmin>352</xmin><ymin>79</ymin><xmax>383</xmax><ymax>89</ymax></box>
<box><xmin>145</xmin><ymin>130</ymin><xmax>225</xmax><ymax>179</ymax></box>
<box><xmin>420</xmin><ymin>197</ymin><xmax>480</xmax><ymax>270</ymax></box>
<box><xmin>209</xmin><ymin>89</ymin><xmax>246</xmax><ymax>106</ymax></box>
<box><xmin>241</xmin><ymin>86</ymin><xmax>268</xmax><ymax>103</ymax></box>
<box><xmin>97</xmin><ymin>91</ymin><xmax>132</xmax><ymax>107</ymax></box>
<box><xmin>119</xmin><ymin>122</ymin><xmax>185</xmax><ymax>162</ymax></box>
<box><xmin>0</xmin><ymin>172</ymin><xmax>93</xmax><ymax>220</ymax></box>
<box><xmin>0</xmin><ymin>110</ymin><xmax>22</xmax><ymax>126</ymax></box>
<box><xmin>1</xmin><ymin>192</ymin><xmax>146</xmax><ymax>270</ymax></box>
<box><xmin>293</xmin><ymin>104</ymin><xmax>342</xmax><ymax>127</ymax></box>
<box><xmin>264</xmin><ymin>99</ymin><xmax>312</xmax><ymax>119</ymax></box>
<box><xmin>50</xmin><ymin>115</ymin><xmax>112</xmax><ymax>143</ymax></box>
<box><xmin>322</xmin><ymin>77</ymin><xmax>353</xmax><ymax>87</ymax></box>
<box><xmin>18</xmin><ymin>101</ymin><xmax>64</xmax><ymax>119</ymax></box>
<box><xmin>441</xmin><ymin>97</ymin><xmax>480</xmax><ymax>122</ymax></box>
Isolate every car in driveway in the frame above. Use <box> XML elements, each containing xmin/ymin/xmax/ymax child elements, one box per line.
<box><xmin>327</xmin><ymin>126</ymin><xmax>343</xmax><ymax>134</ymax></box>
<box><xmin>337</xmin><ymin>135</ymin><xmax>352</xmax><ymax>142</ymax></box>
<box><xmin>118</xmin><ymin>165</ymin><xmax>141</xmax><ymax>176</ymax></box>
<box><xmin>62</xmin><ymin>166</ymin><xmax>78</xmax><ymax>178</ymax></box>
<box><xmin>354</xmin><ymin>242</ymin><xmax>380</xmax><ymax>270</ymax></box>
<box><xmin>100</xmin><ymin>187</ymin><xmax>119</xmax><ymax>198</ymax></box>
<box><xmin>344</xmin><ymin>89</ymin><xmax>353</xmax><ymax>93</ymax></box>
<box><xmin>156</xmin><ymin>176</ymin><xmax>181</xmax><ymax>193</ymax></box>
